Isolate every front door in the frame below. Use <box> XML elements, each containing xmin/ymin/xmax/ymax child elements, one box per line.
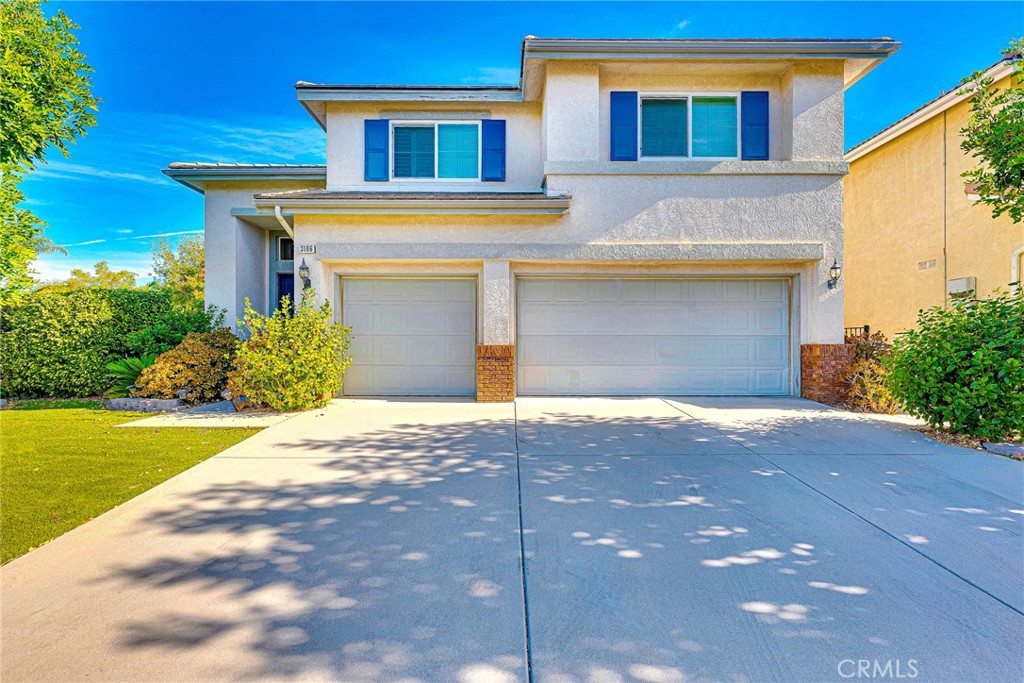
<box><xmin>277</xmin><ymin>273</ymin><xmax>295</xmax><ymax>312</ymax></box>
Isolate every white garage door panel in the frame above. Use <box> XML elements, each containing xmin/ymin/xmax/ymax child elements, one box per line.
<box><xmin>517</xmin><ymin>278</ymin><xmax>790</xmax><ymax>396</ymax></box>
<box><xmin>343</xmin><ymin>278</ymin><xmax>476</xmax><ymax>396</ymax></box>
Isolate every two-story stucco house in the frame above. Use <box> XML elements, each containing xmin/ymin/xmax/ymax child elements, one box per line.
<box><xmin>165</xmin><ymin>37</ymin><xmax>899</xmax><ymax>402</ymax></box>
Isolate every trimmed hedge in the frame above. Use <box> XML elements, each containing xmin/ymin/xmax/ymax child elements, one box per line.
<box><xmin>0</xmin><ymin>289</ymin><xmax>174</xmax><ymax>397</ymax></box>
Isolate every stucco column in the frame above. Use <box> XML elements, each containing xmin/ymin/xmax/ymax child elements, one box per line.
<box><xmin>481</xmin><ymin>259</ymin><xmax>512</xmax><ymax>345</ymax></box>
<box><xmin>297</xmin><ymin>253</ymin><xmax>327</xmax><ymax>310</ymax></box>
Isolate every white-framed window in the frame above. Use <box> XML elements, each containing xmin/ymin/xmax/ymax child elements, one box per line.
<box><xmin>639</xmin><ymin>94</ymin><xmax>740</xmax><ymax>159</ymax></box>
<box><xmin>390</xmin><ymin>121</ymin><xmax>482</xmax><ymax>181</ymax></box>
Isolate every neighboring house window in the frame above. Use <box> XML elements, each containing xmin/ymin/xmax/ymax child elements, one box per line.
<box><xmin>639</xmin><ymin>95</ymin><xmax>739</xmax><ymax>159</ymax></box>
<box><xmin>392</xmin><ymin>122</ymin><xmax>480</xmax><ymax>180</ymax></box>
<box><xmin>279</xmin><ymin>237</ymin><xmax>294</xmax><ymax>261</ymax></box>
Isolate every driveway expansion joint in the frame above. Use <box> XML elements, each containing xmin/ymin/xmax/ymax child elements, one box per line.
<box><xmin>659</xmin><ymin>397</ymin><xmax>1024</xmax><ymax>619</ymax></box>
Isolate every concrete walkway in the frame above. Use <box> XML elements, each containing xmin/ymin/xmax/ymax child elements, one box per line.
<box><xmin>2</xmin><ymin>397</ymin><xmax>1022</xmax><ymax>682</ymax></box>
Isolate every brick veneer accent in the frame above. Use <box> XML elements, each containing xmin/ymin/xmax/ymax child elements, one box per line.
<box><xmin>801</xmin><ymin>343</ymin><xmax>854</xmax><ymax>405</ymax></box>
<box><xmin>476</xmin><ymin>345</ymin><xmax>515</xmax><ymax>402</ymax></box>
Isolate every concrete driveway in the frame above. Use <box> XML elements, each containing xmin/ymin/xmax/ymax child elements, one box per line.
<box><xmin>2</xmin><ymin>397</ymin><xmax>1022</xmax><ymax>683</ymax></box>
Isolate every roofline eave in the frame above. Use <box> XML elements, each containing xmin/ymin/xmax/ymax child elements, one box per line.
<box><xmin>846</xmin><ymin>59</ymin><xmax>1014</xmax><ymax>162</ymax></box>
<box><xmin>162</xmin><ymin>165</ymin><xmax>328</xmax><ymax>195</ymax></box>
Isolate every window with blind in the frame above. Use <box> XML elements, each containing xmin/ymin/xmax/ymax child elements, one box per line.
<box><xmin>641</xmin><ymin>98</ymin><xmax>688</xmax><ymax>157</ymax></box>
<box><xmin>692</xmin><ymin>97</ymin><xmax>738</xmax><ymax>157</ymax></box>
<box><xmin>639</xmin><ymin>95</ymin><xmax>739</xmax><ymax>159</ymax></box>
<box><xmin>392</xmin><ymin>122</ymin><xmax>480</xmax><ymax>180</ymax></box>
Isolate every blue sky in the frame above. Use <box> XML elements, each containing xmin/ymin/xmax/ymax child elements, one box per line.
<box><xmin>25</xmin><ymin>1</ymin><xmax>1021</xmax><ymax>282</ymax></box>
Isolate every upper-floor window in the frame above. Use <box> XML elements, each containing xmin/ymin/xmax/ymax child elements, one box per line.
<box><xmin>640</xmin><ymin>95</ymin><xmax>739</xmax><ymax>159</ymax></box>
<box><xmin>392</xmin><ymin>121</ymin><xmax>480</xmax><ymax>180</ymax></box>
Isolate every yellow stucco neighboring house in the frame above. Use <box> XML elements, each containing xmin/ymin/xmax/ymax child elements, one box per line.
<box><xmin>844</xmin><ymin>57</ymin><xmax>1024</xmax><ymax>337</ymax></box>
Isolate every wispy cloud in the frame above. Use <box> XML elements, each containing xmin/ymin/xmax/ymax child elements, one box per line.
<box><xmin>58</xmin><ymin>238</ymin><xmax>108</xmax><ymax>247</ymax></box>
<box><xmin>676</xmin><ymin>20</ymin><xmax>691</xmax><ymax>30</ymax></box>
<box><xmin>131</xmin><ymin>229</ymin><xmax>202</xmax><ymax>241</ymax></box>
<box><xmin>115</xmin><ymin>229</ymin><xmax>133</xmax><ymax>234</ymax></box>
<box><xmin>54</xmin><ymin>229</ymin><xmax>202</xmax><ymax>250</ymax></box>
<box><xmin>33</xmin><ymin>161</ymin><xmax>173</xmax><ymax>186</ymax></box>
<box><xmin>460</xmin><ymin>66</ymin><xmax>520</xmax><ymax>85</ymax></box>
<box><xmin>669</xmin><ymin>19</ymin><xmax>692</xmax><ymax>36</ymax></box>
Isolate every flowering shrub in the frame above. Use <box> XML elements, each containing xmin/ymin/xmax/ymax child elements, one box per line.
<box><xmin>133</xmin><ymin>329</ymin><xmax>238</xmax><ymax>405</ymax></box>
<box><xmin>230</xmin><ymin>293</ymin><xmax>351</xmax><ymax>411</ymax></box>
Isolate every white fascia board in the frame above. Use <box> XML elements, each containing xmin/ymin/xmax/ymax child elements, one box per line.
<box><xmin>523</xmin><ymin>38</ymin><xmax>901</xmax><ymax>60</ymax></box>
<box><xmin>846</xmin><ymin>60</ymin><xmax>1014</xmax><ymax>162</ymax></box>
<box><xmin>296</xmin><ymin>88</ymin><xmax>523</xmax><ymax>103</ymax></box>
<box><xmin>251</xmin><ymin>197</ymin><xmax>571</xmax><ymax>216</ymax></box>
<box><xmin>163</xmin><ymin>167</ymin><xmax>327</xmax><ymax>194</ymax></box>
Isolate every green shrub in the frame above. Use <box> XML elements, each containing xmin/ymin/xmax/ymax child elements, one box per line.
<box><xmin>133</xmin><ymin>329</ymin><xmax>238</xmax><ymax>405</ymax></box>
<box><xmin>886</xmin><ymin>288</ymin><xmax>1024</xmax><ymax>440</ymax></box>
<box><xmin>0</xmin><ymin>289</ymin><xmax>174</xmax><ymax>397</ymax></box>
<box><xmin>843</xmin><ymin>331</ymin><xmax>901</xmax><ymax>414</ymax></box>
<box><xmin>230</xmin><ymin>294</ymin><xmax>351</xmax><ymax>411</ymax></box>
<box><xmin>105</xmin><ymin>354</ymin><xmax>157</xmax><ymax>398</ymax></box>
<box><xmin>125</xmin><ymin>303</ymin><xmax>225</xmax><ymax>357</ymax></box>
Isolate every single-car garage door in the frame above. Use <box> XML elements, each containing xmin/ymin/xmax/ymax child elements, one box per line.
<box><xmin>342</xmin><ymin>278</ymin><xmax>476</xmax><ymax>396</ymax></box>
<box><xmin>517</xmin><ymin>278</ymin><xmax>790</xmax><ymax>396</ymax></box>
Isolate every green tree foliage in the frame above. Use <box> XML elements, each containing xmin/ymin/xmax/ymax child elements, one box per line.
<box><xmin>0</xmin><ymin>171</ymin><xmax>64</xmax><ymax>299</ymax></box>
<box><xmin>0</xmin><ymin>0</ymin><xmax>98</xmax><ymax>302</ymax></box>
<box><xmin>0</xmin><ymin>0</ymin><xmax>98</xmax><ymax>172</ymax></box>
<box><xmin>886</xmin><ymin>288</ymin><xmax>1024</xmax><ymax>440</ymax></box>
<box><xmin>152</xmin><ymin>236</ymin><xmax>205</xmax><ymax>308</ymax></box>
<box><xmin>46</xmin><ymin>261</ymin><xmax>138</xmax><ymax>290</ymax></box>
<box><xmin>959</xmin><ymin>39</ymin><xmax>1024</xmax><ymax>223</ymax></box>
<box><xmin>230</xmin><ymin>294</ymin><xmax>352</xmax><ymax>411</ymax></box>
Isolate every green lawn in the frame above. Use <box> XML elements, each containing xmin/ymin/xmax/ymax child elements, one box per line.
<box><xmin>0</xmin><ymin>403</ymin><xmax>260</xmax><ymax>563</ymax></box>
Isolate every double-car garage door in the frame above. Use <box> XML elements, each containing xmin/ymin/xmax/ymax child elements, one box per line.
<box><xmin>341</xmin><ymin>277</ymin><xmax>791</xmax><ymax>396</ymax></box>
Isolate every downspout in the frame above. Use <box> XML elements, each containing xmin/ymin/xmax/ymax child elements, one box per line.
<box><xmin>942</xmin><ymin>111</ymin><xmax>948</xmax><ymax>307</ymax></box>
<box><xmin>274</xmin><ymin>205</ymin><xmax>294</xmax><ymax>239</ymax></box>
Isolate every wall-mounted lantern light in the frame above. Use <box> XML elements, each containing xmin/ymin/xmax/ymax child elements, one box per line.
<box><xmin>827</xmin><ymin>259</ymin><xmax>843</xmax><ymax>289</ymax></box>
<box><xmin>298</xmin><ymin>259</ymin><xmax>311</xmax><ymax>290</ymax></box>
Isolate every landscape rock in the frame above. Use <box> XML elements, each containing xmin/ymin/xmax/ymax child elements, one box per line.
<box><xmin>106</xmin><ymin>398</ymin><xmax>184</xmax><ymax>413</ymax></box>
<box><xmin>983</xmin><ymin>442</ymin><xmax>1024</xmax><ymax>458</ymax></box>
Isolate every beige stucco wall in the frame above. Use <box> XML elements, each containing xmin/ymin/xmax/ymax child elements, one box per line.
<box><xmin>292</xmin><ymin>164</ymin><xmax>844</xmax><ymax>346</ymax></box>
<box><xmin>845</xmin><ymin>74</ymin><xmax>1023</xmax><ymax>336</ymax></box>
<box><xmin>324</xmin><ymin>101</ymin><xmax>543</xmax><ymax>189</ymax></box>
<box><xmin>202</xmin><ymin>180</ymin><xmax>322</xmax><ymax>329</ymax></box>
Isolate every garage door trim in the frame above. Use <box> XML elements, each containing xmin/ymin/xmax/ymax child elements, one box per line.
<box><xmin>339</xmin><ymin>275</ymin><xmax>478</xmax><ymax>397</ymax></box>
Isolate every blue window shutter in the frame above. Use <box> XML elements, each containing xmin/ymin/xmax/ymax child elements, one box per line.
<box><xmin>610</xmin><ymin>91</ymin><xmax>638</xmax><ymax>161</ymax></box>
<box><xmin>364</xmin><ymin>119</ymin><xmax>389</xmax><ymax>181</ymax></box>
<box><xmin>741</xmin><ymin>92</ymin><xmax>769</xmax><ymax>160</ymax></box>
<box><xmin>481</xmin><ymin>119</ymin><xmax>506</xmax><ymax>181</ymax></box>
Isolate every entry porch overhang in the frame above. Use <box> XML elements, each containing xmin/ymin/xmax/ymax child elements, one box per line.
<box><xmin>251</xmin><ymin>189</ymin><xmax>572</xmax><ymax>216</ymax></box>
